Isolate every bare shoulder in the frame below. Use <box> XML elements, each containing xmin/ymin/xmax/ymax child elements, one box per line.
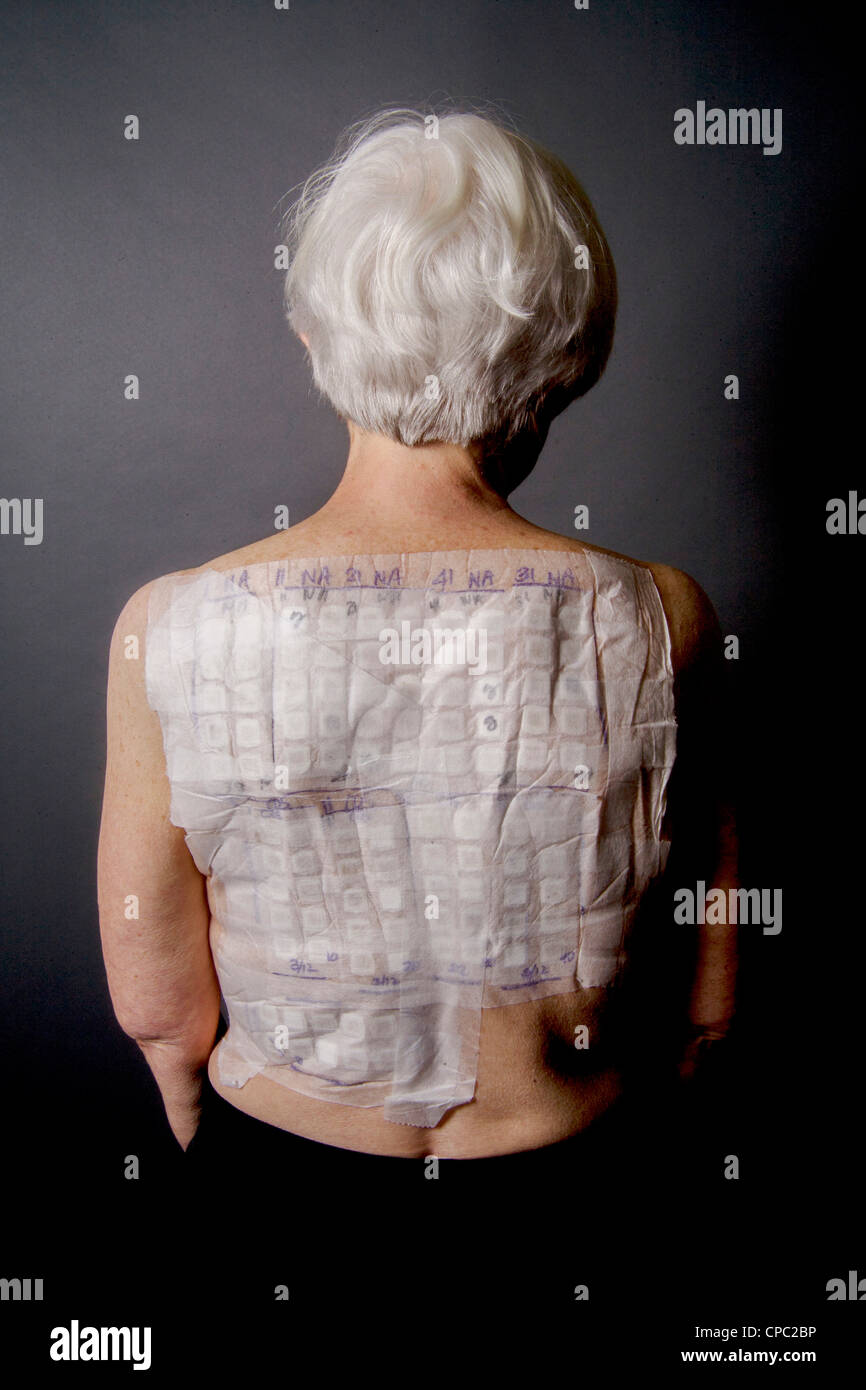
<box><xmin>104</xmin><ymin>579</ymin><xmax>173</xmax><ymax>789</ymax></box>
<box><xmin>110</xmin><ymin>555</ymin><xmax>222</xmax><ymax>636</ymax></box>
<box><xmin>108</xmin><ymin>566</ymin><xmax>194</xmax><ymax>682</ymax></box>
<box><xmin>585</xmin><ymin>544</ymin><xmax>722</xmax><ymax>680</ymax></box>
<box><xmin>644</xmin><ymin>560</ymin><xmax>722</xmax><ymax>680</ymax></box>
<box><xmin>110</xmin><ymin>578</ymin><xmax>157</xmax><ymax>650</ymax></box>
<box><xmin>110</xmin><ymin>573</ymin><xmax>172</xmax><ymax>648</ymax></box>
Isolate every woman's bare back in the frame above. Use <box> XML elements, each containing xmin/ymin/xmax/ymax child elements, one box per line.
<box><xmin>181</xmin><ymin>516</ymin><xmax>692</xmax><ymax>1158</ymax></box>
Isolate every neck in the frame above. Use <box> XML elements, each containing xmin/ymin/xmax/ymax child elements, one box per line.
<box><xmin>309</xmin><ymin>422</ymin><xmax>514</xmax><ymax>533</ymax></box>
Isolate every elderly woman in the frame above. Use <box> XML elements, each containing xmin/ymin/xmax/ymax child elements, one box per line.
<box><xmin>97</xmin><ymin>107</ymin><xmax>737</xmax><ymax>1183</ymax></box>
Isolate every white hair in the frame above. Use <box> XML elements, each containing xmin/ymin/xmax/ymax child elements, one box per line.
<box><xmin>281</xmin><ymin>106</ymin><xmax>617</xmax><ymax>448</ymax></box>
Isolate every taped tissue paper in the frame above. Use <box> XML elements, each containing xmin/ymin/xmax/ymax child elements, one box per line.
<box><xmin>144</xmin><ymin>547</ymin><xmax>677</xmax><ymax>1127</ymax></box>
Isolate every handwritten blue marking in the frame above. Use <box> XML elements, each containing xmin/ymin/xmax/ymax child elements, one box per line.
<box><xmin>500</xmin><ymin>976</ymin><xmax>565</xmax><ymax>989</ymax></box>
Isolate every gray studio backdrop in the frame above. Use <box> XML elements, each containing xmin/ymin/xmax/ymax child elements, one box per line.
<box><xmin>0</xmin><ymin>0</ymin><xmax>838</xmax><ymax>1163</ymax></box>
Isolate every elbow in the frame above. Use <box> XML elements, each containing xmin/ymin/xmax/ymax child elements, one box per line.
<box><xmin>114</xmin><ymin>1006</ymin><xmax>220</xmax><ymax>1063</ymax></box>
<box><xmin>133</xmin><ymin>1034</ymin><xmax>216</xmax><ymax>1072</ymax></box>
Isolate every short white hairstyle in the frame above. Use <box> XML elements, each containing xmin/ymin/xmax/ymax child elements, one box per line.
<box><xmin>281</xmin><ymin>106</ymin><xmax>617</xmax><ymax>448</ymax></box>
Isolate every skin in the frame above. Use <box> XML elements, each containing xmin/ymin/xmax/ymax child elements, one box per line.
<box><xmin>97</xmin><ymin>405</ymin><xmax>738</xmax><ymax>1158</ymax></box>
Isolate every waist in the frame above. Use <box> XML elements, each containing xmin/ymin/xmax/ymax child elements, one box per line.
<box><xmin>207</xmin><ymin>990</ymin><xmax>625</xmax><ymax>1158</ymax></box>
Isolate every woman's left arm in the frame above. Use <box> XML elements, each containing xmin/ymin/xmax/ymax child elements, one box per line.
<box><xmin>650</xmin><ymin>562</ymin><xmax>740</xmax><ymax>1083</ymax></box>
<box><xmin>97</xmin><ymin>579</ymin><xmax>221</xmax><ymax>1150</ymax></box>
